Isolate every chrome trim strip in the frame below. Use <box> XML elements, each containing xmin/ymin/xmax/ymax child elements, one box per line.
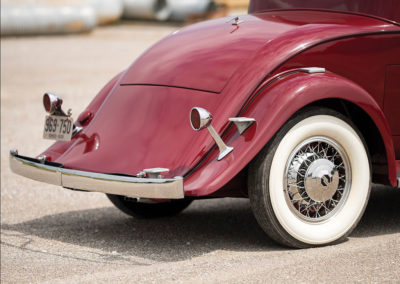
<box><xmin>9</xmin><ymin>152</ymin><xmax>184</xmax><ymax>199</ymax></box>
<box><xmin>300</xmin><ymin>67</ymin><xmax>326</xmax><ymax>74</ymax></box>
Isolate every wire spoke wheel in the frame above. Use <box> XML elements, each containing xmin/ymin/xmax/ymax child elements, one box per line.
<box><xmin>285</xmin><ymin>136</ymin><xmax>351</xmax><ymax>222</ymax></box>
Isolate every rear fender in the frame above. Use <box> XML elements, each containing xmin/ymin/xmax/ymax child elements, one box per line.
<box><xmin>184</xmin><ymin>71</ymin><xmax>397</xmax><ymax>196</ymax></box>
<box><xmin>40</xmin><ymin>70</ymin><xmax>125</xmax><ymax>160</ymax></box>
<box><xmin>78</xmin><ymin>70</ymin><xmax>126</xmax><ymax>125</ymax></box>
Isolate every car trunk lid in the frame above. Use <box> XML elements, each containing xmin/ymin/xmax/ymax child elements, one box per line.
<box><xmin>119</xmin><ymin>14</ymin><xmax>299</xmax><ymax>93</ymax></box>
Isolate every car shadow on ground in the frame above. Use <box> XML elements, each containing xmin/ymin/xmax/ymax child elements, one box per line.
<box><xmin>2</xmin><ymin>185</ymin><xmax>399</xmax><ymax>262</ymax></box>
<box><xmin>351</xmin><ymin>184</ymin><xmax>400</xmax><ymax>238</ymax></box>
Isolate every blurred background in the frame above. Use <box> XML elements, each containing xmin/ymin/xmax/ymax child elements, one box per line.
<box><xmin>1</xmin><ymin>0</ymin><xmax>249</xmax><ymax>36</ymax></box>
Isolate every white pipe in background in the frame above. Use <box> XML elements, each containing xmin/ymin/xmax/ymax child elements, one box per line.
<box><xmin>167</xmin><ymin>0</ymin><xmax>214</xmax><ymax>21</ymax></box>
<box><xmin>89</xmin><ymin>0</ymin><xmax>123</xmax><ymax>25</ymax></box>
<box><xmin>0</xmin><ymin>0</ymin><xmax>219</xmax><ymax>36</ymax></box>
<box><xmin>1</xmin><ymin>2</ymin><xmax>97</xmax><ymax>36</ymax></box>
<box><xmin>123</xmin><ymin>0</ymin><xmax>171</xmax><ymax>21</ymax></box>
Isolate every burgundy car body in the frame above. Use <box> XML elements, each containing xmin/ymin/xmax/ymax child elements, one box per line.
<box><xmin>13</xmin><ymin>2</ymin><xmax>400</xmax><ymax>197</ymax></box>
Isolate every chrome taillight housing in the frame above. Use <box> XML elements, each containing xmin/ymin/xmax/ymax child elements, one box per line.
<box><xmin>190</xmin><ymin>107</ymin><xmax>212</xmax><ymax>130</ymax></box>
<box><xmin>43</xmin><ymin>92</ymin><xmax>63</xmax><ymax>114</ymax></box>
<box><xmin>189</xmin><ymin>107</ymin><xmax>233</xmax><ymax>160</ymax></box>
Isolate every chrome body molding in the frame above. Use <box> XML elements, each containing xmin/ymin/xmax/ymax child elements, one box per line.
<box><xmin>229</xmin><ymin>117</ymin><xmax>256</xmax><ymax>135</ymax></box>
<box><xmin>300</xmin><ymin>67</ymin><xmax>326</xmax><ymax>74</ymax></box>
<box><xmin>9</xmin><ymin>151</ymin><xmax>184</xmax><ymax>199</ymax></box>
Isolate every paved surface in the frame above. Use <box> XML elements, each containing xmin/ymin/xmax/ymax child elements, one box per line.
<box><xmin>1</xmin><ymin>23</ymin><xmax>400</xmax><ymax>284</ymax></box>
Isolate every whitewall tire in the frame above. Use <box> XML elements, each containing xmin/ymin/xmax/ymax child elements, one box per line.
<box><xmin>248</xmin><ymin>108</ymin><xmax>371</xmax><ymax>248</ymax></box>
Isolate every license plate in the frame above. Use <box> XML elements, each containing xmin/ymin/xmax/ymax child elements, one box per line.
<box><xmin>43</xmin><ymin>115</ymin><xmax>74</xmax><ymax>141</ymax></box>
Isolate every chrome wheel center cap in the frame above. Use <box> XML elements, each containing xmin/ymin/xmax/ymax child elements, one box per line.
<box><xmin>304</xmin><ymin>159</ymin><xmax>339</xmax><ymax>202</ymax></box>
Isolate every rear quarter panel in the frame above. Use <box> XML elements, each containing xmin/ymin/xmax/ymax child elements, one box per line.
<box><xmin>384</xmin><ymin>65</ymin><xmax>400</xmax><ymax>136</ymax></box>
<box><xmin>185</xmin><ymin>32</ymin><xmax>400</xmax><ymax>195</ymax></box>
<box><xmin>274</xmin><ymin>32</ymin><xmax>400</xmax><ymax>159</ymax></box>
<box><xmin>184</xmin><ymin>71</ymin><xmax>397</xmax><ymax>195</ymax></box>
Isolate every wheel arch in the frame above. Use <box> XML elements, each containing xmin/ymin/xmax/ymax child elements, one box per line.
<box><xmin>239</xmin><ymin>70</ymin><xmax>397</xmax><ymax>187</ymax></box>
<box><xmin>307</xmin><ymin>98</ymin><xmax>390</xmax><ymax>185</ymax></box>
<box><xmin>183</xmin><ymin>71</ymin><xmax>397</xmax><ymax>196</ymax></box>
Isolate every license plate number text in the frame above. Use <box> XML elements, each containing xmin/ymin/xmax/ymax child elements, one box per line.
<box><xmin>43</xmin><ymin>115</ymin><xmax>73</xmax><ymax>141</ymax></box>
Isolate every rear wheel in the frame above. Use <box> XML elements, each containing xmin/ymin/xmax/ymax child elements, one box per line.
<box><xmin>107</xmin><ymin>194</ymin><xmax>192</xmax><ymax>218</ymax></box>
<box><xmin>248</xmin><ymin>108</ymin><xmax>371</xmax><ymax>248</ymax></box>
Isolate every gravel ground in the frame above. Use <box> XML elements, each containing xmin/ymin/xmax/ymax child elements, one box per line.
<box><xmin>1</xmin><ymin>23</ymin><xmax>400</xmax><ymax>283</ymax></box>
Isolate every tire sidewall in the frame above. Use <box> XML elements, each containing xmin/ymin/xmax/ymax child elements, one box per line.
<box><xmin>249</xmin><ymin>107</ymin><xmax>371</xmax><ymax>247</ymax></box>
<box><xmin>269</xmin><ymin>113</ymin><xmax>370</xmax><ymax>245</ymax></box>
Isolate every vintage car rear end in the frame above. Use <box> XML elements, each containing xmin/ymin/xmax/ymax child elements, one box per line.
<box><xmin>10</xmin><ymin>0</ymin><xmax>400</xmax><ymax>247</ymax></box>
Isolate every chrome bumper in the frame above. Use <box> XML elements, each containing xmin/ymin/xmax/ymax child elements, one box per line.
<box><xmin>9</xmin><ymin>151</ymin><xmax>184</xmax><ymax>199</ymax></box>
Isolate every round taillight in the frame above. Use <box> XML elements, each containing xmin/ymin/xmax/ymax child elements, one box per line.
<box><xmin>190</xmin><ymin>107</ymin><xmax>212</xmax><ymax>131</ymax></box>
<box><xmin>190</xmin><ymin>108</ymin><xmax>201</xmax><ymax>130</ymax></box>
<box><xmin>43</xmin><ymin>94</ymin><xmax>51</xmax><ymax>112</ymax></box>
<box><xmin>43</xmin><ymin>93</ymin><xmax>62</xmax><ymax>114</ymax></box>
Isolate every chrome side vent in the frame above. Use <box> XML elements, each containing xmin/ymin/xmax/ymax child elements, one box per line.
<box><xmin>229</xmin><ymin>117</ymin><xmax>255</xmax><ymax>135</ymax></box>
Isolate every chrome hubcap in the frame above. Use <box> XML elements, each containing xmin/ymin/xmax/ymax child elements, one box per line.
<box><xmin>284</xmin><ymin>137</ymin><xmax>351</xmax><ymax>222</ymax></box>
<box><xmin>304</xmin><ymin>159</ymin><xmax>339</xmax><ymax>202</ymax></box>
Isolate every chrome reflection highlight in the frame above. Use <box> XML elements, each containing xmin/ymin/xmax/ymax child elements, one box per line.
<box><xmin>300</xmin><ymin>67</ymin><xmax>326</xmax><ymax>74</ymax></box>
<box><xmin>72</xmin><ymin>126</ymin><xmax>83</xmax><ymax>137</ymax></box>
